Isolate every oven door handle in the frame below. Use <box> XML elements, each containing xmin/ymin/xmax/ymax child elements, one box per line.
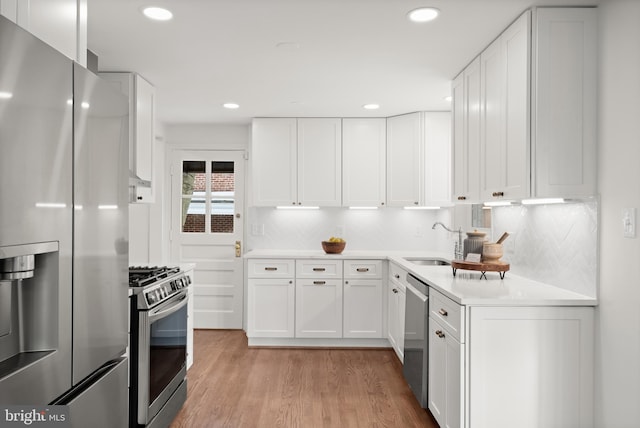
<box><xmin>149</xmin><ymin>294</ymin><xmax>188</xmax><ymax>323</ymax></box>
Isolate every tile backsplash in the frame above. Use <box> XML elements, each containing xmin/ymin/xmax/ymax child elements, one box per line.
<box><xmin>491</xmin><ymin>201</ymin><xmax>598</xmax><ymax>297</ymax></box>
<box><xmin>247</xmin><ymin>207</ymin><xmax>455</xmax><ymax>253</ymax></box>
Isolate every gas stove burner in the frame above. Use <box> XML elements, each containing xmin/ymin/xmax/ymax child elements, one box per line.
<box><xmin>129</xmin><ymin>266</ymin><xmax>180</xmax><ymax>288</ymax></box>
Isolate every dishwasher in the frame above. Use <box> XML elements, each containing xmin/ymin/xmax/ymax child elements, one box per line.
<box><xmin>403</xmin><ymin>273</ymin><xmax>429</xmax><ymax>408</ymax></box>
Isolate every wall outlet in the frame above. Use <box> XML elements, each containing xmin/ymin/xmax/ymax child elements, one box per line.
<box><xmin>251</xmin><ymin>224</ymin><xmax>265</xmax><ymax>236</ymax></box>
<box><xmin>623</xmin><ymin>208</ymin><xmax>636</xmax><ymax>238</ymax></box>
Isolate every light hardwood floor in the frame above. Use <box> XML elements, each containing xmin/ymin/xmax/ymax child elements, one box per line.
<box><xmin>170</xmin><ymin>330</ymin><xmax>438</xmax><ymax>428</ymax></box>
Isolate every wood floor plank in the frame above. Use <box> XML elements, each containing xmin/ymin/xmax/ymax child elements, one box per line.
<box><xmin>170</xmin><ymin>330</ymin><xmax>439</xmax><ymax>428</ymax></box>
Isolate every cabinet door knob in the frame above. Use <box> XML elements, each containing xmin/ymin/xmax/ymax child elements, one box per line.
<box><xmin>435</xmin><ymin>330</ymin><xmax>445</xmax><ymax>338</ymax></box>
<box><xmin>392</xmin><ymin>288</ymin><xmax>398</xmax><ymax>294</ymax></box>
<box><xmin>289</xmin><ymin>280</ymin><xmax>293</xmax><ymax>284</ymax></box>
<box><xmin>394</xmin><ymin>274</ymin><xmax>400</xmax><ymax>279</ymax></box>
<box><xmin>345</xmin><ymin>281</ymin><xmax>349</xmax><ymax>285</ymax></box>
<box><xmin>492</xmin><ymin>191</ymin><xmax>504</xmax><ymax>197</ymax></box>
<box><xmin>439</xmin><ymin>308</ymin><xmax>448</xmax><ymax>317</ymax></box>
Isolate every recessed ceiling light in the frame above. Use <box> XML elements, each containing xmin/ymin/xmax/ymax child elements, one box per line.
<box><xmin>223</xmin><ymin>103</ymin><xmax>239</xmax><ymax>109</ymax></box>
<box><xmin>407</xmin><ymin>7</ymin><xmax>440</xmax><ymax>23</ymax></box>
<box><xmin>142</xmin><ymin>7</ymin><xmax>173</xmax><ymax>21</ymax></box>
<box><xmin>363</xmin><ymin>104</ymin><xmax>380</xmax><ymax>110</ymax></box>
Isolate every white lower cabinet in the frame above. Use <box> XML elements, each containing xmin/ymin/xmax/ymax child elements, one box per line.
<box><xmin>388</xmin><ymin>262</ymin><xmax>407</xmax><ymax>362</ymax></box>
<box><xmin>295</xmin><ymin>278</ymin><xmax>342</xmax><ymax>338</ymax></box>
<box><xmin>429</xmin><ymin>288</ymin><xmax>464</xmax><ymax>428</ymax></box>
<box><xmin>468</xmin><ymin>306</ymin><xmax>594</xmax><ymax>428</ymax></box>
<box><xmin>428</xmin><ymin>287</ymin><xmax>595</xmax><ymax>428</ymax></box>
<box><xmin>343</xmin><ymin>260</ymin><xmax>383</xmax><ymax>338</ymax></box>
<box><xmin>247</xmin><ymin>259</ymin><xmax>295</xmax><ymax>338</ymax></box>
<box><xmin>247</xmin><ymin>258</ymin><xmax>386</xmax><ymax>344</ymax></box>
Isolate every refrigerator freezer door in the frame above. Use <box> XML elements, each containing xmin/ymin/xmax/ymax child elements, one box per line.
<box><xmin>72</xmin><ymin>63</ymin><xmax>129</xmax><ymax>384</ymax></box>
<box><xmin>58</xmin><ymin>357</ymin><xmax>129</xmax><ymax>428</ymax></box>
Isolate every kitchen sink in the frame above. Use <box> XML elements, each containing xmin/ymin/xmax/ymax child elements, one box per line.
<box><xmin>403</xmin><ymin>258</ymin><xmax>450</xmax><ymax>266</ymax></box>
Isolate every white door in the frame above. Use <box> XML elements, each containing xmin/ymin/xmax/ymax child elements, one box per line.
<box><xmin>170</xmin><ymin>150</ymin><xmax>245</xmax><ymax>329</ymax></box>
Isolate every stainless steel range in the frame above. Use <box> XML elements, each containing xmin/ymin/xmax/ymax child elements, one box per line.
<box><xmin>129</xmin><ymin>266</ymin><xmax>190</xmax><ymax>428</ymax></box>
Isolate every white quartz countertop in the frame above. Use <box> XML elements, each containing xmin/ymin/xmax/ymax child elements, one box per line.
<box><xmin>244</xmin><ymin>249</ymin><xmax>597</xmax><ymax>307</ymax></box>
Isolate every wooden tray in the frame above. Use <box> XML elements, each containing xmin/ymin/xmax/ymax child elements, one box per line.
<box><xmin>451</xmin><ymin>260</ymin><xmax>510</xmax><ymax>280</ymax></box>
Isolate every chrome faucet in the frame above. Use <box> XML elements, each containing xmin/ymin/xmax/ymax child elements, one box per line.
<box><xmin>432</xmin><ymin>222</ymin><xmax>463</xmax><ymax>260</ymax></box>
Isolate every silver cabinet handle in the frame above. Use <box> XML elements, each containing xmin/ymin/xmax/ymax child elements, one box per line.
<box><xmin>312</xmin><ymin>267</ymin><xmax>326</xmax><ymax>272</ymax></box>
<box><xmin>435</xmin><ymin>330</ymin><xmax>445</xmax><ymax>338</ymax></box>
<box><xmin>356</xmin><ymin>268</ymin><xmax>369</xmax><ymax>272</ymax></box>
<box><xmin>439</xmin><ymin>308</ymin><xmax>448</xmax><ymax>317</ymax></box>
<box><xmin>264</xmin><ymin>267</ymin><xmax>277</xmax><ymax>271</ymax></box>
<box><xmin>313</xmin><ymin>281</ymin><xmax>326</xmax><ymax>285</ymax></box>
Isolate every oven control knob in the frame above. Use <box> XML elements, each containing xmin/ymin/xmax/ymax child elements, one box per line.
<box><xmin>146</xmin><ymin>293</ymin><xmax>154</xmax><ymax>305</ymax></box>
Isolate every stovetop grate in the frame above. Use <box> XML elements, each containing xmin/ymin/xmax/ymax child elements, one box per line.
<box><xmin>129</xmin><ymin>266</ymin><xmax>180</xmax><ymax>288</ymax></box>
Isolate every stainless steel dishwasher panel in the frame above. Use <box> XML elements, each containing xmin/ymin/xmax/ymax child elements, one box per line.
<box><xmin>403</xmin><ymin>274</ymin><xmax>429</xmax><ymax>408</ymax></box>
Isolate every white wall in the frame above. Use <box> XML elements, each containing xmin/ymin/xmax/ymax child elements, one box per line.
<box><xmin>596</xmin><ymin>1</ymin><xmax>640</xmax><ymax>426</ymax></box>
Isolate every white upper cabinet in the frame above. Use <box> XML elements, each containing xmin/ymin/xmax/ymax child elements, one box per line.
<box><xmin>251</xmin><ymin>118</ymin><xmax>341</xmax><ymax>207</ymax></box>
<box><xmin>453</xmin><ymin>58</ymin><xmax>482</xmax><ymax>204</ymax></box>
<box><xmin>100</xmin><ymin>72</ymin><xmax>156</xmax><ymax>203</ymax></box>
<box><xmin>480</xmin><ymin>11</ymin><xmax>530</xmax><ymax>202</ymax></box>
<box><xmin>532</xmin><ymin>7</ymin><xmax>597</xmax><ymax>198</ymax></box>
<box><xmin>342</xmin><ymin>118</ymin><xmax>386</xmax><ymax>207</ymax></box>
<box><xmin>388</xmin><ymin>112</ymin><xmax>451</xmax><ymax>207</ymax></box>
<box><xmin>387</xmin><ymin>113</ymin><xmax>422</xmax><ymax>207</ymax></box>
<box><xmin>1</xmin><ymin>0</ymin><xmax>87</xmax><ymax>66</ymax></box>
<box><xmin>297</xmin><ymin>118</ymin><xmax>342</xmax><ymax>206</ymax></box>
<box><xmin>424</xmin><ymin>112</ymin><xmax>452</xmax><ymax>206</ymax></box>
<box><xmin>454</xmin><ymin>7</ymin><xmax>597</xmax><ymax>202</ymax></box>
<box><xmin>251</xmin><ymin>118</ymin><xmax>297</xmax><ymax>206</ymax></box>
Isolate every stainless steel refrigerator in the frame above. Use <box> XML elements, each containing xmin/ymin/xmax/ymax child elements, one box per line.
<box><xmin>0</xmin><ymin>15</ymin><xmax>129</xmax><ymax>427</ymax></box>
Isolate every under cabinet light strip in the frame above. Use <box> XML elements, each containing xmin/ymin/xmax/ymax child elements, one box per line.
<box><xmin>521</xmin><ymin>198</ymin><xmax>565</xmax><ymax>205</ymax></box>
<box><xmin>275</xmin><ymin>206</ymin><xmax>320</xmax><ymax>210</ymax></box>
<box><xmin>483</xmin><ymin>201</ymin><xmax>514</xmax><ymax>207</ymax></box>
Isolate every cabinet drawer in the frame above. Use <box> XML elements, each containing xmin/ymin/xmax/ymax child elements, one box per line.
<box><xmin>429</xmin><ymin>289</ymin><xmax>465</xmax><ymax>342</ymax></box>
<box><xmin>389</xmin><ymin>262</ymin><xmax>409</xmax><ymax>286</ymax></box>
<box><xmin>296</xmin><ymin>260</ymin><xmax>342</xmax><ymax>278</ymax></box>
<box><xmin>344</xmin><ymin>260</ymin><xmax>382</xmax><ymax>279</ymax></box>
<box><xmin>247</xmin><ymin>259</ymin><xmax>295</xmax><ymax>278</ymax></box>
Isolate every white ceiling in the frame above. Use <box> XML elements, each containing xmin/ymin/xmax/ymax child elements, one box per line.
<box><xmin>87</xmin><ymin>0</ymin><xmax>597</xmax><ymax>126</ymax></box>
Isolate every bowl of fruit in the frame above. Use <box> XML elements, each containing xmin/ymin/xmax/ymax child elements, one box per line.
<box><xmin>322</xmin><ymin>237</ymin><xmax>346</xmax><ymax>254</ymax></box>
